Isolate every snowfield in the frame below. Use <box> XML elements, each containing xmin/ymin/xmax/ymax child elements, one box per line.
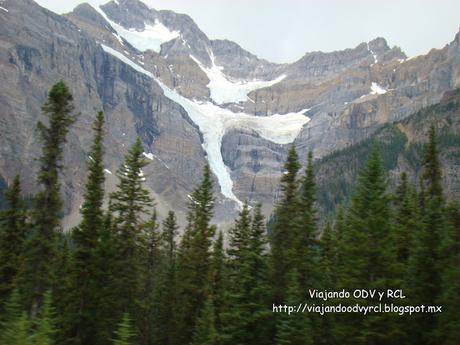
<box><xmin>370</xmin><ymin>82</ymin><xmax>387</xmax><ymax>95</ymax></box>
<box><xmin>101</xmin><ymin>44</ymin><xmax>310</xmax><ymax>207</ymax></box>
<box><xmin>190</xmin><ymin>53</ymin><xmax>286</xmax><ymax>105</ymax></box>
<box><xmin>93</xmin><ymin>4</ymin><xmax>179</xmax><ymax>53</ymax></box>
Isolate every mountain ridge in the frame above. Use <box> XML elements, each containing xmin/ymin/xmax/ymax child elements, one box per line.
<box><xmin>0</xmin><ymin>0</ymin><xmax>459</xmax><ymax>228</ymax></box>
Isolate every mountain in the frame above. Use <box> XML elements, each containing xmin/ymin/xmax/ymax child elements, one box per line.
<box><xmin>316</xmin><ymin>88</ymin><xmax>460</xmax><ymax>216</ymax></box>
<box><xmin>0</xmin><ymin>0</ymin><xmax>459</xmax><ymax>227</ymax></box>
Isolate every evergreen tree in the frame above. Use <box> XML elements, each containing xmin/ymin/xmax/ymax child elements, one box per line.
<box><xmin>298</xmin><ymin>150</ymin><xmax>318</xmax><ymax>273</ymax></box>
<box><xmin>70</xmin><ymin>111</ymin><xmax>106</xmax><ymax>344</ymax></box>
<box><xmin>0</xmin><ymin>289</ymin><xmax>31</xmax><ymax>344</ymax></box>
<box><xmin>174</xmin><ymin>164</ymin><xmax>216</xmax><ymax>345</ymax></box>
<box><xmin>270</xmin><ymin>146</ymin><xmax>301</xmax><ymax>302</ymax></box>
<box><xmin>275</xmin><ymin>269</ymin><xmax>313</xmax><ymax>345</ymax></box>
<box><xmin>18</xmin><ymin>81</ymin><xmax>76</xmax><ymax>316</ymax></box>
<box><xmin>337</xmin><ymin>146</ymin><xmax>397</xmax><ymax>344</ymax></box>
<box><xmin>92</xmin><ymin>208</ymin><xmax>119</xmax><ymax>345</ymax></box>
<box><xmin>153</xmin><ymin>211</ymin><xmax>179</xmax><ymax>345</ymax></box>
<box><xmin>191</xmin><ymin>298</ymin><xmax>218</xmax><ymax>345</ymax></box>
<box><xmin>295</xmin><ymin>151</ymin><xmax>320</xmax><ymax>343</ymax></box>
<box><xmin>436</xmin><ymin>202</ymin><xmax>460</xmax><ymax>344</ymax></box>
<box><xmin>211</xmin><ymin>231</ymin><xmax>226</xmax><ymax>335</ymax></box>
<box><xmin>109</xmin><ymin>138</ymin><xmax>153</xmax><ymax>331</ymax></box>
<box><xmin>407</xmin><ymin>125</ymin><xmax>445</xmax><ymax>344</ymax></box>
<box><xmin>113</xmin><ymin>313</ymin><xmax>136</xmax><ymax>345</ymax></box>
<box><xmin>0</xmin><ymin>176</ymin><xmax>27</xmax><ymax>307</ymax></box>
<box><xmin>33</xmin><ymin>291</ymin><xmax>57</xmax><ymax>345</ymax></box>
<box><xmin>221</xmin><ymin>203</ymin><xmax>271</xmax><ymax>345</ymax></box>
<box><xmin>139</xmin><ymin>210</ymin><xmax>161</xmax><ymax>345</ymax></box>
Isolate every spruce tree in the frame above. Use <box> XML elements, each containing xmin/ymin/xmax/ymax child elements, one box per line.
<box><xmin>338</xmin><ymin>145</ymin><xmax>397</xmax><ymax>344</ymax></box>
<box><xmin>297</xmin><ymin>151</ymin><xmax>318</xmax><ymax>274</ymax></box>
<box><xmin>18</xmin><ymin>81</ymin><xmax>76</xmax><ymax>316</ymax></box>
<box><xmin>92</xmin><ymin>208</ymin><xmax>119</xmax><ymax>345</ymax></box>
<box><xmin>407</xmin><ymin>125</ymin><xmax>445</xmax><ymax>344</ymax></box>
<box><xmin>139</xmin><ymin>210</ymin><xmax>161</xmax><ymax>345</ymax></box>
<box><xmin>174</xmin><ymin>164</ymin><xmax>216</xmax><ymax>345</ymax></box>
<box><xmin>191</xmin><ymin>297</ymin><xmax>218</xmax><ymax>345</ymax></box>
<box><xmin>221</xmin><ymin>203</ymin><xmax>271</xmax><ymax>345</ymax></box>
<box><xmin>33</xmin><ymin>291</ymin><xmax>57</xmax><ymax>345</ymax></box>
<box><xmin>109</xmin><ymin>138</ymin><xmax>153</xmax><ymax>326</ymax></box>
<box><xmin>0</xmin><ymin>176</ymin><xmax>27</xmax><ymax>307</ymax></box>
<box><xmin>70</xmin><ymin>111</ymin><xmax>106</xmax><ymax>344</ymax></box>
<box><xmin>436</xmin><ymin>202</ymin><xmax>460</xmax><ymax>344</ymax></box>
<box><xmin>113</xmin><ymin>313</ymin><xmax>136</xmax><ymax>345</ymax></box>
<box><xmin>153</xmin><ymin>211</ymin><xmax>179</xmax><ymax>345</ymax></box>
<box><xmin>295</xmin><ymin>151</ymin><xmax>321</xmax><ymax>343</ymax></box>
<box><xmin>270</xmin><ymin>146</ymin><xmax>301</xmax><ymax>302</ymax></box>
<box><xmin>0</xmin><ymin>289</ymin><xmax>31</xmax><ymax>344</ymax></box>
<box><xmin>211</xmin><ymin>231</ymin><xmax>226</xmax><ymax>335</ymax></box>
<box><xmin>275</xmin><ymin>269</ymin><xmax>313</xmax><ymax>345</ymax></box>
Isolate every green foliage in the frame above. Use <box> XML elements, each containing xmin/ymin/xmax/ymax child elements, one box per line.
<box><xmin>0</xmin><ymin>290</ymin><xmax>31</xmax><ymax>344</ymax></box>
<box><xmin>113</xmin><ymin>313</ymin><xmax>136</xmax><ymax>345</ymax></box>
<box><xmin>18</xmin><ymin>81</ymin><xmax>76</xmax><ymax>316</ymax></box>
<box><xmin>174</xmin><ymin>164</ymin><xmax>216</xmax><ymax>345</ymax></box>
<box><xmin>69</xmin><ymin>111</ymin><xmax>107</xmax><ymax>344</ymax></box>
<box><xmin>33</xmin><ymin>291</ymin><xmax>57</xmax><ymax>345</ymax></box>
<box><xmin>191</xmin><ymin>298</ymin><xmax>218</xmax><ymax>345</ymax></box>
<box><xmin>0</xmin><ymin>176</ymin><xmax>27</xmax><ymax>307</ymax></box>
<box><xmin>109</xmin><ymin>138</ymin><xmax>153</xmax><ymax>338</ymax></box>
<box><xmin>270</xmin><ymin>146</ymin><xmax>302</xmax><ymax>302</ymax></box>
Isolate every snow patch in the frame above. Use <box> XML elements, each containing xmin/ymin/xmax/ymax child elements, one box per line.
<box><xmin>0</xmin><ymin>6</ymin><xmax>8</xmax><ymax>12</ymax></box>
<box><xmin>367</xmin><ymin>42</ymin><xmax>378</xmax><ymax>64</ymax></box>
<box><xmin>104</xmin><ymin>169</ymin><xmax>112</xmax><ymax>175</ymax></box>
<box><xmin>143</xmin><ymin>152</ymin><xmax>170</xmax><ymax>170</ymax></box>
<box><xmin>190</xmin><ymin>53</ymin><xmax>286</xmax><ymax>105</ymax></box>
<box><xmin>101</xmin><ymin>44</ymin><xmax>154</xmax><ymax>77</ymax></box>
<box><xmin>92</xmin><ymin>4</ymin><xmax>179</xmax><ymax>53</ymax></box>
<box><xmin>370</xmin><ymin>82</ymin><xmax>387</xmax><ymax>95</ymax></box>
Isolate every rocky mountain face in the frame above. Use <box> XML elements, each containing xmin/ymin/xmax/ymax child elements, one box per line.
<box><xmin>0</xmin><ymin>0</ymin><xmax>459</xmax><ymax>227</ymax></box>
<box><xmin>315</xmin><ymin>88</ymin><xmax>460</xmax><ymax>217</ymax></box>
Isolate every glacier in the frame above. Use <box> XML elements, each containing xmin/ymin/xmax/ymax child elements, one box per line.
<box><xmin>101</xmin><ymin>43</ymin><xmax>310</xmax><ymax>207</ymax></box>
<box><xmin>93</xmin><ymin>4</ymin><xmax>179</xmax><ymax>53</ymax></box>
<box><xmin>190</xmin><ymin>52</ymin><xmax>286</xmax><ymax>105</ymax></box>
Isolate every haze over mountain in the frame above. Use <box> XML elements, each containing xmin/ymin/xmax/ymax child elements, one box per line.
<box><xmin>0</xmin><ymin>0</ymin><xmax>459</xmax><ymax>227</ymax></box>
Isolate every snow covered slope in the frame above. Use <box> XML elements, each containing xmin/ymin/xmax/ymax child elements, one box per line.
<box><xmin>93</xmin><ymin>3</ymin><xmax>179</xmax><ymax>52</ymax></box>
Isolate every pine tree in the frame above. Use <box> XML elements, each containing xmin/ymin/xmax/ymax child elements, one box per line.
<box><xmin>270</xmin><ymin>146</ymin><xmax>301</xmax><ymax>302</ymax></box>
<box><xmin>113</xmin><ymin>313</ymin><xmax>136</xmax><ymax>345</ymax></box>
<box><xmin>18</xmin><ymin>81</ymin><xmax>76</xmax><ymax>316</ymax></box>
<box><xmin>0</xmin><ymin>176</ymin><xmax>27</xmax><ymax>307</ymax></box>
<box><xmin>0</xmin><ymin>289</ymin><xmax>31</xmax><ymax>344</ymax></box>
<box><xmin>33</xmin><ymin>291</ymin><xmax>57</xmax><ymax>345</ymax></box>
<box><xmin>109</xmin><ymin>138</ymin><xmax>153</xmax><ymax>331</ymax></box>
<box><xmin>69</xmin><ymin>111</ymin><xmax>106</xmax><ymax>344</ymax></box>
<box><xmin>174</xmin><ymin>164</ymin><xmax>216</xmax><ymax>345</ymax></box>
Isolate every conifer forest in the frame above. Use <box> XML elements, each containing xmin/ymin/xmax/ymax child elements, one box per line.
<box><xmin>0</xmin><ymin>81</ymin><xmax>458</xmax><ymax>345</ymax></box>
